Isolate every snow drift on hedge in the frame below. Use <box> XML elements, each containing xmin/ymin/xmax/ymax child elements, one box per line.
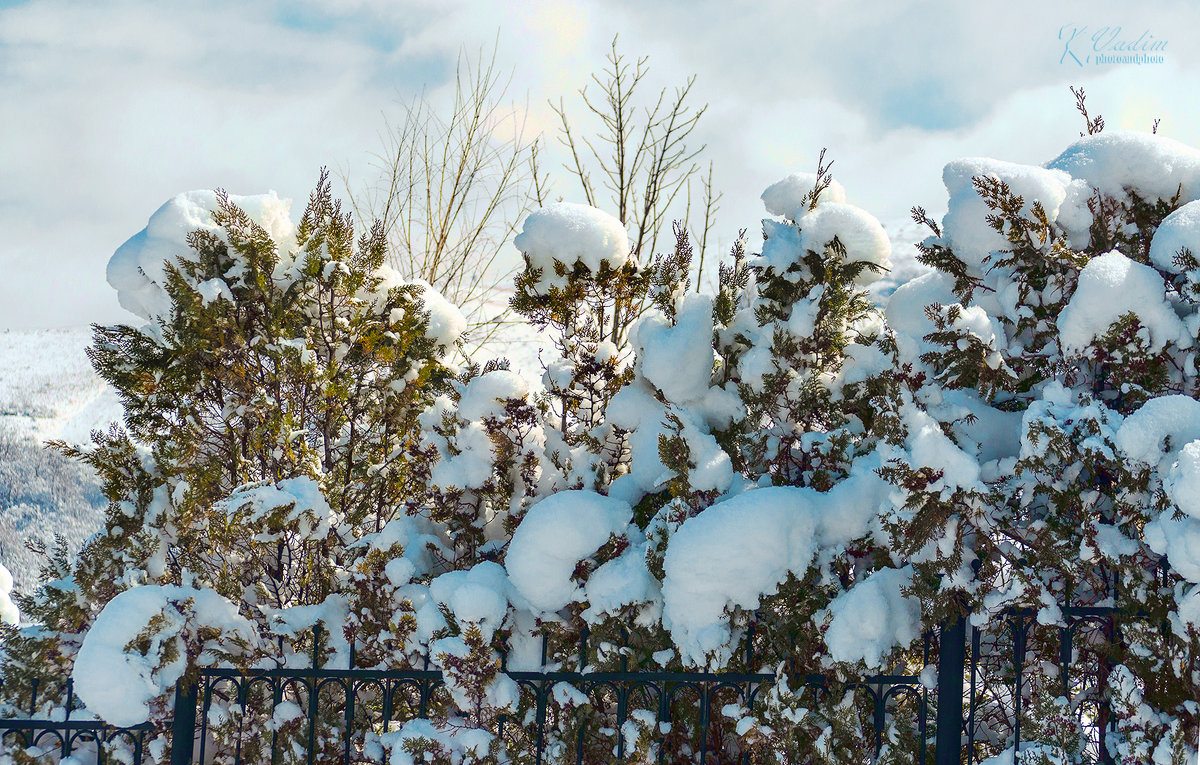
<box><xmin>756</xmin><ymin>201</ymin><xmax>891</xmax><ymax>285</ymax></box>
<box><xmin>1150</xmin><ymin>200</ymin><xmax>1200</xmax><ymax>273</ymax></box>
<box><xmin>429</xmin><ymin>562</ymin><xmax>511</xmax><ymax>640</ymax></box>
<box><xmin>505</xmin><ymin>490</ymin><xmax>632</xmax><ymax>614</ymax></box>
<box><xmin>1047</xmin><ymin>130</ymin><xmax>1200</xmax><ymax>204</ymax></box>
<box><xmin>796</xmin><ymin>203</ymin><xmax>892</xmax><ymax>285</ymax></box>
<box><xmin>373</xmin><ymin>267</ymin><xmax>466</xmax><ymax>349</ymax></box>
<box><xmin>1057</xmin><ymin>251</ymin><xmax>1186</xmax><ymax>355</ymax></box>
<box><xmin>633</xmin><ymin>294</ymin><xmax>715</xmax><ymax>405</ymax></box>
<box><xmin>760</xmin><ymin>172</ymin><xmax>847</xmax><ymax>221</ymax></box>
<box><xmin>513</xmin><ymin>203</ymin><xmax>630</xmax><ymax>294</ymax></box>
<box><xmin>1115</xmin><ymin>395</ymin><xmax>1200</xmax><ymax>469</ymax></box>
<box><xmin>420</xmin><ymin>369</ymin><xmax>537</xmax><ymax>492</ymax></box>
<box><xmin>661</xmin><ymin>459</ymin><xmax>890</xmax><ymax>667</ymax></box>
<box><xmin>108</xmin><ymin>190</ymin><xmax>297</xmax><ymax>321</ymax></box>
<box><xmin>825</xmin><ymin>566</ymin><xmax>921</xmax><ymax>669</ymax></box>
<box><xmin>73</xmin><ymin>585</ymin><xmax>259</xmax><ymax>726</ymax></box>
<box><xmin>941</xmin><ymin>158</ymin><xmax>1072</xmax><ymax>272</ymax></box>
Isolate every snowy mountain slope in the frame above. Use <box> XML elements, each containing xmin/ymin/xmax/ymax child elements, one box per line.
<box><xmin>0</xmin><ymin>327</ymin><xmax>122</xmax><ymax>593</ymax></box>
<box><xmin>0</xmin><ymin>327</ymin><xmax>124</xmax><ymax>444</ymax></box>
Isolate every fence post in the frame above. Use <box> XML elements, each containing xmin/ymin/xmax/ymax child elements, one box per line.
<box><xmin>169</xmin><ymin>682</ymin><xmax>199</xmax><ymax>765</ymax></box>
<box><xmin>935</xmin><ymin>613</ymin><xmax>966</xmax><ymax>765</ymax></box>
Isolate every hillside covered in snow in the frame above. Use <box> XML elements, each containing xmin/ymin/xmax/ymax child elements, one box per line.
<box><xmin>0</xmin><ymin>328</ymin><xmax>122</xmax><ymax>591</ymax></box>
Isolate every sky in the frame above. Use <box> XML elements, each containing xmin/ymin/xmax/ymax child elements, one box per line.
<box><xmin>2</xmin><ymin>0</ymin><xmax>1198</xmax><ymax>330</ymax></box>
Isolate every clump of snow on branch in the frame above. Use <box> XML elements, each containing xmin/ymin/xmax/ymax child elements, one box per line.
<box><xmin>824</xmin><ymin>566</ymin><xmax>921</xmax><ymax>669</ymax></box>
<box><xmin>760</xmin><ymin>172</ymin><xmax>846</xmax><ymax>220</ymax></box>
<box><xmin>1057</xmin><ymin>251</ymin><xmax>1186</xmax><ymax>355</ymax></box>
<box><xmin>72</xmin><ymin>585</ymin><xmax>260</xmax><ymax>727</ymax></box>
<box><xmin>512</xmin><ymin>202</ymin><xmax>630</xmax><ymax>293</ymax></box>
<box><xmin>107</xmin><ymin>190</ymin><xmax>297</xmax><ymax>321</ymax></box>
<box><xmin>505</xmin><ymin>490</ymin><xmax>632</xmax><ymax>614</ymax></box>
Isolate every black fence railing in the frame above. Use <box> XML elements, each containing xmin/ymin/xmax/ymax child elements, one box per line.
<box><xmin>0</xmin><ymin>606</ymin><xmax>1147</xmax><ymax>764</ymax></box>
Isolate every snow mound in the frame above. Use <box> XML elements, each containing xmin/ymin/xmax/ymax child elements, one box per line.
<box><xmin>661</xmin><ymin>463</ymin><xmax>889</xmax><ymax>668</ymax></box>
<box><xmin>796</xmin><ymin>203</ymin><xmax>891</xmax><ymax>285</ymax></box>
<box><xmin>505</xmin><ymin>490</ymin><xmax>632</xmax><ymax>614</ymax></box>
<box><xmin>941</xmin><ymin>158</ymin><xmax>1072</xmax><ymax>273</ymax></box>
<box><xmin>1165</xmin><ymin>441</ymin><xmax>1200</xmax><ymax>519</ymax></box>
<box><xmin>1047</xmin><ymin>130</ymin><xmax>1200</xmax><ymax>204</ymax></box>
<box><xmin>429</xmin><ymin>562</ymin><xmax>510</xmax><ymax>639</ymax></box>
<box><xmin>662</xmin><ymin>486</ymin><xmax>818</xmax><ymax>666</ymax></box>
<box><xmin>1149</xmin><ymin>200</ymin><xmax>1200</xmax><ymax>274</ymax></box>
<box><xmin>73</xmin><ymin>585</ymin><xmax>259</xmax><ymax>726</ymax></box>
<box><xmin>760</xmin><ymin>172</ymin><xmax>846</xmax><ymax>220</ymax></box>
<box><xmin>1057</xmin><ymin>251</ymin><xmax>1185</xmax><ymax>355</ymax></box>
<box><xmin>513</xmin><ymin>203</ymin><xmax>630</xmax><ymax>294</ymax></box>
<box><xmin>633</xmin><ymin>294</ymin><xmax>715</xmax><ymax>404</ymax></box>
<box><xmin>108</xmin><ymin>190</ymin><xmax>296</xmax><ymax>321</ymax></box>
<box><xmin>825</xmin><ymin>566</ymin><xmax>920</xmax><ymax>669</ymax></box>
<box><xmin>374</xmin><ymin>267</ymin><xmax>466</xmax><ymax>348</ymax></box>
<box><xmin>1115</xmin><ymin>395</ymin><xmax>1200</xmax><ymax>468</ymax></box>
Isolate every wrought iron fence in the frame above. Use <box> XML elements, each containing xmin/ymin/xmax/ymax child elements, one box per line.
<box><xmin>0</xmin><ymin>606</ymin><xmax>1145</xmax><ymax>764</ymax></box>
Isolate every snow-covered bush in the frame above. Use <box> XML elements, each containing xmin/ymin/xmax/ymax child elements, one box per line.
<box><xmin>889</xmin><ymin>110</ymin><xmax>1200</xmax><ymax>758</ymax></box>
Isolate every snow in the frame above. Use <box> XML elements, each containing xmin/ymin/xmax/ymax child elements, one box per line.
<box><xmin>428</xmin><ymin>562</ymin><xmax>510</xmax><ymax>639</ymax></box>
<box><xmin>418</xmin><ymin>369</ymin><xmax>545</xmax><ymax>501</ymax></box>
<box><xmin>377</xmin><ymin>718</ymin><xmax>494</xmax><ymax>765</ymax></box>
<box><xmin>922</xmin><ymin>388</ymin><xmax>1022</xmax><ymax>465</ymax></box>
<box><xmin>606</xmin><ymin>384</ymin><xmax>733</xmax><ymax>494</ymax></box>
<box><xmin>760</xmin><ymin>172</ymin><xmax>846</xmax><ymax>220</ymax></box>
<box><xmin>455</xmin><ymin>369</ymin><xmax>529</xmax><ymax>421</ymax></box>
<box><xmin>824</xmin><ymin>566</ymin><xmax>920</xmax><ymax>669</ymax></box>
<box><xmin>660</xmin><ymin>462</ymin><xmax>890</xmax><ymax>668</ymax></box>
<box><xmin>1165</xmin><ymin>441</ymin><xmax>1200</xmax><ymax>519</ymax></box>
<box><xmin>216</xmin><ymin>476</ymin><xmax>336</xmax><ymax>534</ymax></box>
<box><xmin>581</xmin><ymin>528</ymin><xmax>658</xmax><ymax>622</ymax></box>
<box><xmin>1114</xmin><ymin>395</ymin><xmax>1200</xmax><ymax>468</ymax></box>
<box><xmin>412</xmin><ymin>280</ymin><xmax>468</xmax><ymax>348</ymax></box>
<box><xmin>357</xmin><ymin>514</ymin><xmax>444</xmax><ymax>582</ymax></box>
<box><xmin>754</xmin><ymin>203</ymin><xmax>892</xmax><ymax>286</ymax></box>
<box><xmin>107</xmin><ymin>190</ymin><xmax>297</xmax><ymax>321</ymax></box>
<box><xmin>512</xmin><ymin>203</ymin><xmax>630</xmax><ymax>294</ymax></box>
<box><xmin>885</xmin><ymin>271</ymin><xmax>959</xmax><ymax>365</ymax></box>
<box><xmin>72</xmin><ymin>585</ymin><xmax>259</xmax><ymax>727</ymax></box>
<box><xmin>504</xmin><ymin>490</ymin><xmax>632</xmax><ymax>614</ymax></box>
<box><xmin>1047</xmin><ymin>130</ymin><xmax>1200</xmax><ymax>205</ymax></box>
<box><xmin>900</xmin><ymin>400</ymin><xmax>982</xmax><ymax>490</ymax></box>
<box><xmin>977</xmin><ymin>744</ymin><xmax>1069</xmax><ymax>765</ymax></box>
<box><xmin>372</xmin><ymin>267</ymin><xmax>467</xmax><ymax>348</ymax></box>
<box><xmin>1149</xmin><ymin>199</ymin><xmax>1200</xmax><ymax>273</ymax></box>
<box><xmin>795</xmin><ymin>203</ymin><xmax>892</xmax><ymax>285</ymax></box>
<box><xmin>941</xmin><ymin>158</ymin><xmax>1072</xmax><ymax>273</ymax></box>
<box><xmin>0</xmin><ymin>563</ymin><xmax>17</xmax><ymax>625</ymax></box>
<box><xmin>1145</xmin><ymin>513</ymin><xmax>1200</xmax><ymax>584</ymax></box>
<box><xmin>1057</xmin><ymin>251</ymin><xmax>1186</xmax><ymax>355</ymax></box>
<box><xmin>633</xmin><ymin>294</ymin><xmax>715</xmax><ymax>404</ymax></box>
<box><xmin>662</xmin><ymin>487</ymin><xmax>818</xmax><ymax>666</ymax></box>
